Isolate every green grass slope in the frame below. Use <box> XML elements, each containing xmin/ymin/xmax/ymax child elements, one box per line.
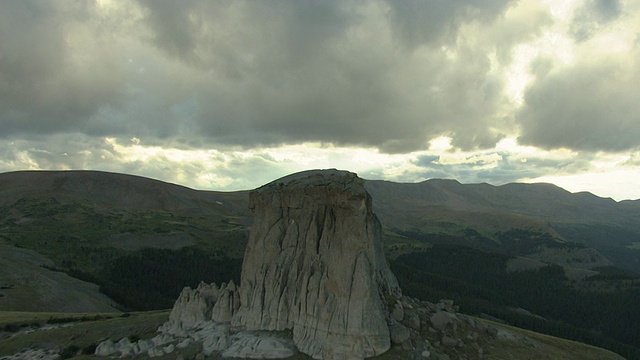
<box><xmin>0</xmin><ymin>310</ymin><xmax>623</xmax><ymax>360</ymax></box>
<box><xmin>0</xmin><ymin>311</ymin><xmax>168</xmax><ymax>358</ymax></box>
<box><xmin>0</xmin><ymin>170</ymin><xmax>249</xmax><ymax>311</ymax></box>
<box><xmin>0</xmin><ymin>244</ymin><xmax>120</xmax><ymax>313</ymax></box>
<box><xmin>365</xmin><ymin>179</ymin><xmax>640</xmax><ymax>273</ymax></box>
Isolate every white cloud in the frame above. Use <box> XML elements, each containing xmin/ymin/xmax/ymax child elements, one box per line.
<box><xmin>528</xmin><ymin>169</ymin><xmax>640</xmax><ymax>201</ymax></box>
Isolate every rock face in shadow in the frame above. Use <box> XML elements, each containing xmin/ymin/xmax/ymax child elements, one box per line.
<box><xmin>231</xmin><ymin>169</ymin><xmax>400</xmax><ymax>359</ymax></box>
<box><xmin>160</xmin><ymin>281</ymin><xmax>240</xmax><ymax>337</ymax></box>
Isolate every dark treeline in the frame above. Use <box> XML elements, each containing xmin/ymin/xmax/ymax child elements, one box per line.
<box><xmin>71</xmin><ymin>247</ymin><xmax>242</xmax><ymax>311</ymax></box>
<box><xmin>395</xmin><ymin>228</ymin><xmax>582</xmax><ymax>256</ymax></box>
<box><xmin>391</xmin><ymin>245</ymin><xmax>640</xmax><ymax>360</ymax></box>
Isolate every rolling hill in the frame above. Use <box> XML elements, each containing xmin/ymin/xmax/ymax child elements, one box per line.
<box><xmin>2</xmin><ymin>170</ymin><xmax>640</xmax><ymax>306</ymax></box>
<box><xmin>364</xmin><ymin>179</ymin><xmax>640</xmax><ymax>273</ymax></box>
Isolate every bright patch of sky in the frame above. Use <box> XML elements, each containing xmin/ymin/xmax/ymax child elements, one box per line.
<box><xmin>0</xmin><ymin>0</ymin><xmax>639</xmax><ymax>200</ymax></box>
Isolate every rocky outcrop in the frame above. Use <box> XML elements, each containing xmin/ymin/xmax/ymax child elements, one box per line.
<box><xmin>95</xmin><ymin>323</ymin><xmax>296</xmax><ymax>359</ymax></box>
<box><xmin>212</xmin><ymin>281</ymin><xmax>240</xmax><ymax>323</ymax></box>
<box><xmin>160</xmin><ymin>282</ymin><xmax>219</xmax><ymax>336</ymax></box>
<box><xmin>93</xmin><ymin>170</ymin><xmax>627</xmax><ymax>360</ymax></box>
<box><xmin>221</xmin><ymin>333</ymin><xmax>295</xmax><ymax>359</ymax></box>
<box><xmin>95</xmin><ymin>170</ymin><xmax>528</xmax><ymax>360</ymax></box>
<box><xmin>231</xmin><ymin>170</ymin><xmax>400</xmax><ymax>359</ymax></box>
<box><xmin>160</xmin><ymin>281</ymin><xmax>239</xmax><ymax>336</ymax></box>
<box><xmin>141</xmin><ymin>170</ymin><xmax>401</xmax><ymax>359</ymax></box>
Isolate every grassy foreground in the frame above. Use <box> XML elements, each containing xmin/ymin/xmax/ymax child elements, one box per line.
<box><xmin>0</xmin><ymin>311</ymin><xmax>168</xmax><ymax>358</ymax></box>
<box><xmin>476</xmin><ymin>319</ymin><xmax>625</xmax><ymax>360</ymax></box>
<box><xmin>0</xmin><ymin>310</ymin><xmax>624</xmax><ymax>360</ymax></box>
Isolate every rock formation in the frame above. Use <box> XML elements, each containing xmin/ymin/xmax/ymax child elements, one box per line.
<box><xmin>159</xmin><ymin>281</ymin><xmax>239</xmax><ymax>337</ymax></box>
<box><xmin>232</xmin><ymin>169</ymin><xmax>400</xmax><ymax>359</ymax></box>
<box><xmin>211</xmin><ymin>281</ymin><xmax>240</xmax><ymax>324</ymax></box>
<box><xmin>159</xmin><ymin>282</ymin><xmax>218</xmax><ymax>336</ymax></box>
<box><xmin>94</xmin><ymin>170</ymin><xmax>624</xmax><ymax>360</ymax></box>
<box><xmin>139</xmin><ymin>170</ymin><xmax>401</xmax><ymax>359</ymax></box>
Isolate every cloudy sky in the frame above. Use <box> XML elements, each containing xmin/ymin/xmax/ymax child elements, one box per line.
<box><xmin>1</xmin><ymin>0</ymin><xmax>639</xmax><ymax>200</ymax></box>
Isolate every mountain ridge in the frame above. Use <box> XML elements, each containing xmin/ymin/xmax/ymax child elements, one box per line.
<box><xmin>2</xmin><ymin>170</ymin><xmax>638</xmax><ymax>272</ymax></box>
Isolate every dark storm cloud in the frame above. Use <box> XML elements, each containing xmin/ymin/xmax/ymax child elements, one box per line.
<box><xmin>384</xmin><ymin>0</ymin><xmax>514</xmax><ymax>48</ymax></box>
<box><xmin>136</xmin><ymin>0</ymin><xmax>202</xmax><ymax>61</ymax></box>
<box><xmin>136</xmin><ymin>0</ymin><xmax>353</xmax><ymax>69</ymax></box>
<box><xmin>127</xmin><ymin>0</ymin><xmax>519</xmax><ymax>152</ymax></box>
<box><xmin>593</xmin><ymin>0</ymin><xmax>623</xmax><ymax>19</ymax></box>
<box><xmin>0</xmin><ymin>0</ymin><xmax>66</xmax><ymax>133</ymax></box>
<box><xmin>0</xmin><ymin>0</ymin><xmax>535</xmax><ymax>153</ymax></box>
<box><xmin>0</xmin><ymin>1</ymin><xmax>125</xmax><ymax>137</ymax></box>
<box><xmin>133</xmin><ymin>0</ymin><xmax>407</xmax><ymax>148</ymax></box>
<box><xmin>517</xmin><ymin>55</ymin><xmax>640</xmax><ymax>152</ymax></box>
<box><xmin>570</xmin><ymin>0</ymin><xmax>622</xmax><ymax>42</ymax></box>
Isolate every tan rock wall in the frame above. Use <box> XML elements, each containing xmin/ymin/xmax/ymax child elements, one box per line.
<box><xmin>232</xmin><ymin>170</ymin><xmax>400</xmax><ymax>359</ymax></box>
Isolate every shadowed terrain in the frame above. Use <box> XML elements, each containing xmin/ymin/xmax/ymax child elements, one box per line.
<box><xmin>1</xmin><ymin>170</ymin><xmax>640</xmax><ymax>358</ymax></box>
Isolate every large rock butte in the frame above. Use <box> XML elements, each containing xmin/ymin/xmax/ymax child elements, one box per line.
<box><xmin>232</xmin><ymin>169</ymin><xmax>401</xmax><ymax>359</ymax></box>
<box><xmin>94</xmin><ymin>170</ymin><xmax>624</xmax><ymax>360</ymax></box>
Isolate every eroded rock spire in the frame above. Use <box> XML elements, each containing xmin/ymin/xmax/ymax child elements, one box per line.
<box><xmin>232</xmin><ymin>169</ymin><xmax>400</xmax><ymax>359</ymax></box>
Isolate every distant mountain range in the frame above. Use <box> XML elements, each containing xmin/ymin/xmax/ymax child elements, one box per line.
<box><xmin>1</xmin><ymin>170</ymin><xmax>639</xmax><ymax>274</ymax></box>
<box><xmin>365</xmin><ymin>178</ymin><xmax>640</xmax><ymax>273</ymax></box>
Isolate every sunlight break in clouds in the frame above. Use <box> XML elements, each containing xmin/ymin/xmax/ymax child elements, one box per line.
<box><xmin>0</xmin><ymin>0</ymin><xmax>639</xmax><ymax>200</ymax></box>
<box><xmin>101</xmin><ymin>137</ymin><xmax>428</xmax><ymax>190</ymax></box>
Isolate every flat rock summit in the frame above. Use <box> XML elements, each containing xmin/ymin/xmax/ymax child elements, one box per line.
<box><xmin>233</xmin><ymin>169</ymin><xmax>400</xmax><ymax>358</ymax></box>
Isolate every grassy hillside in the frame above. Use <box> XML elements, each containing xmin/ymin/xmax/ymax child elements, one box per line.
<box><xmin>365</xmin><ymin>179</ymin><xmax>640</xmax><ymax>273</ymax></box>
<box><xmin>0</xmin><ymin>171</ymin><xmax>249</xmax><ymax>311</ymax></box>
<box><xmin>0</xmin><ymin>311</ymin><xmax>169</xmax><ymax>359</ymax></box>
<box><xmin>3</xmin><ymin>170</ymin><xmax>637</xmax><ymax>279</ymax></box>
<box><xmin>0</xmin><ymin>310</ymin><xmax>624</xmax><ymax>360</ymax></box>
<box><xmin>391</xmin><ymin>245</ymin><xmax>640</xmax><ymax>359</ymax></box>
<box><xmin>365</xmin><ymin>178</ymin><xmax>640</xmax><ymax>225</ymax></box>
